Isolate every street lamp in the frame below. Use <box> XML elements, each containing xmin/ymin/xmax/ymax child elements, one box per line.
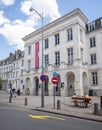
<box><xmin>29</xmin><ymin>7</ymin><xmax>44</xmax><ymax>107</ymax></box>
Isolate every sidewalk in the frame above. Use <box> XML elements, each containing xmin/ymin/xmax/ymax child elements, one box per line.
<box><xmin>0</xmin><ymin>91</ymin><xmax>102</xmax><ymax>122</ymax></box>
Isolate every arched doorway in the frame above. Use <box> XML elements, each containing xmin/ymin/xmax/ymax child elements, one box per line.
<box><xmin>66</xmin><ymin>72</ymin><xmax>75</xmax><ymax>96</ymax></box>
<box><xmin>44</xmin><ymin>75</ymin><xmax>49</xmax><ymax>96</ymax></box>
<box><xmin>83</xmin><ymin>72</ymin><xmax>88</xmax><ymax>95</ymax></box>
<box><xmin>33</xmin><ymin>76</ymin><xmax>39</xmax><ymax>95</ymax></box>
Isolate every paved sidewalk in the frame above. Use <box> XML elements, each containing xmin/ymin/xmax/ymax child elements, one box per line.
<box><xmin>0</xmin><ymin>91</ymin><xmax>102</xmax><ymax>122</ymax></box>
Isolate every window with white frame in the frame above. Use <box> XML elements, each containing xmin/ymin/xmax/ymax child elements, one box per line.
<box><xmin>67</xmin><ymin>47</ymin><xmax>73</xmax><ymax>64</ymax></box>
<box><xmin>90</xmin><ymin>53</ymin><xmax>97</xmax><ymax>65</ymax></box>
<box><xmin>90</xmin><ymin>37</ymin><xmax>96</xmax><ymax>48</ymax></box>
<box><xmin>21</xmin><ymin>60</ymin><xmax>24</xmax><ymax>66</ymax></box>
<box><xmin>80</xmin><ymin>28</ymin><xmax>83</xmax><ymax>42</ymax></box>
<box><xmin>54</xmin><ymin>33</ymin><xmax>60</xmax><ymax>45</ymax></box>
<box><xmin>28</xmin><ymin>60</ymin><xmax>31</xmax><ymax>71</ymax></box>
<box><xmin>45</xmin><ymin>38</ymin><xmax>49</xmax><ymax>49</ymax></box>
<box><xmin>28</xmin><ymin>46</ymin><xmax>31</xmax><ymax>55</ymax></box>
<box><xmin>67</xmin><ymin>28</ymin><xmax>73</xmax><ymax>41</ymax></box>
<box><xmin>44</xmin><ymin>54</ymin><xmax>49</xmax><ymax>67</ymax></box>
<box><xmin>81</xmin><ymin>48</ymin><xmax>84</xmax><ymax>63</ymax></box>
<box><xmin>55</xmin><ymin>51</ymin><xmax>60</xmax><ymax>65</ymax></box>
<box><xmin>91</xmin><ymin>72</ymin><xmax>98</xmax><ymax>85</ymax></box>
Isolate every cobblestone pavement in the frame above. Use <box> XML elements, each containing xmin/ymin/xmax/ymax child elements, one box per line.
<box><xmin>0</xmin><ymin>91</ymin><xmax>102</xmax><ymax>122</ymax></box>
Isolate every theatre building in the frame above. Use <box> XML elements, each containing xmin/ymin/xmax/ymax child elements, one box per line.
<box><xmin>0</xmin><ymin>8</ymin><xmax>102</xmax><ymax>96</ymax></box>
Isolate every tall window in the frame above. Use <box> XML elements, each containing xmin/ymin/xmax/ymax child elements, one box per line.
<box><xmin>90</xmin><ymin>37</ymin><xmax>96</xmax><ymax>47</ymax></box>
<box><xmin>44</xmin><ymin>54</ymin><xmax>49</xmax><ymax>67</ymax></box>
<box><xmin>67</xmin><ymin>28</ymin><xmax>73</xmax><ymax>41</ymax></box>
<box><xmin>90</xmin><ymin>53</ymin><xmax>97</xmax><ymax>65</ymax></box>
<box><xmin>91</xmin><ymin>72</ymin><xmax>98</xmax><ymax>85</ymax></box>
<box><xmin>55</xmin><ymin>33</ymin><xmax>60</xmax><ymax>45</ymax></box>
<box><xmin>45</xmin><ymin>38</ymin><xmax>49</xmax><ymax>49</ymax></box>
<box><xmin>67</xmin><ymin>47</ymin><xmax>73</xmax><ymax>64</ymax></box>
<box><xmin>81</xmin><ymin>48</ymin><xmax>84</xmax><ymax>62</ymax></box>
<box><xmin>28</xmin><ymin>60</ymin><xmax>31</xmax><ymax>71</ymax></box>
<box><xmin>21</xmin><ymin>60</ymin><xmax>24</xmax><ymax>66</ymax></box>
<box><xmin>55</xmin><ymin>51</ymin><xmax>60</xmax><ymax>65</ymax></box>
<box><xmin>28</xmin><ymin>46</ymin><xmax>31</xmax><ymax>55</ymax></box>
<box><xmin>80</xmin><ymin>28</ymin><xmax>83</xmax><ymax>42</ymax></box>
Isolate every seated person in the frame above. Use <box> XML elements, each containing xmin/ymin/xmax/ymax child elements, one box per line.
<box><xmin>72</xmin><ymin>93</ymin><xmax>77</xmax><ymax>98</ymax></box>
<box><xmin>84</xmin><ymin>93</ymin><xmax>90</xmax><ymax>103</ymax></box>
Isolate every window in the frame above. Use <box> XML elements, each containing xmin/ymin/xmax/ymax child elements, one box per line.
<box><xmin>45</xmin><ymin>38</ymin><xmax>49</xmax><ymax>49</ymax></box>
<box><xmin>67</xmin><ymin>47</ymin><xmax>73</xmax><ymax>64</ymax></box>
<box><xmin>28</xmin><ymin>60</ymin><xmax>31</xmax><ymax>71</ymax></box>
<box><xmin>81</xmin><ymin>48</ymin><xmax>84</xmax><ymax>62</ymax></box>
<box><xmin>21</xmin><ymin>69</ymin><xmax>23</xmax><ymax>77</ymax></box>
<box><xmin>55</xmin><ymin>33</ymin><xmax>60</xmax><ymax>45</ymax></box>
<box><xmin>90</xmin><ymin>37</ymin><xmax>96</xmax><ymax>47</ymax></box>
<box><xmin>90</xmin><ymin>53</ymin><xmax>97</xmax><ymax>65</ymax></box>
<box><xmin>67</xmin><ymin>28</ymin><xmax>73</xmax><ymax>41</ymax></box>
<box><xmin>21</xmin><ymin>60</ymin><xmax>24</xmax><ymax>66</ymax></box>
<box><xmin>91</xmin><ymin>72</ymin><xmax>98</xmax><ymax>85</ymax></box>
<box><xmin>44</xmin><ymin>55</ymin><xmax>49</xmax><ymax>67</ymax></box>
<box><xmin>28</xmin><ymin>46</ymin><xmax>31</xmax><ymax>55</ymax></box>
<box><xmin>80</xmin><ymin>28</ymin><xmax>83</xmax><ymax>42</ymax></box>
<box><xmin>55</xmin><ymin>51</ymin><xmax>60</xmax><ymax>65</ymax></box>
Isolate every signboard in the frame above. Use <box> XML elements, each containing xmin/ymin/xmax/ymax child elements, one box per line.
<box><xmin>53</xmin><ymin>71</ymin><xmax>57</xmax><ymax>77</ymax></box>
<box><xmin>40</xmin><ymin>75</ymin><xmax>46</xmax><ymax>82</ymax></box>
<box><xmin>51</xmin><ymin>77</ymin><xmax>58</xmax><ymax>85</ymax></box>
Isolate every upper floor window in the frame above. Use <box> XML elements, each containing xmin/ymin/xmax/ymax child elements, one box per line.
<box><xmin>21</xmin><ymin>60</ymin><xmax>24</xmax><ymax>66</ymax></box>
<box><xmin>44</xmin><ymin>38</ymin><xmax>49</xmax><ymax>49</ymax></box>
<box><xmin>55</xmin><ymin>51</ymin><xmax>60</xmax><ymax>65</ymax></box>
<box><xmin>90</xmin><ymin>53</ymin><xmax>97</xmax><ymax>65</ymax></box>
<box><xmin>80</xmin><ymin>28</ymin><xmax>83</xmax><ymax>42</ymax></box>
<box><xmin>54</xmin><ymin>33</ymin><xmax>60</xmax><ymax>45</ymax></box>
<box><xmin>28</xmin><ymin>46</ymin><xmax>31</xmax><ymax>55</ymax></box>
<box><xmin>28</xmin><ymin>60</ymin><xmax>31</xmax><ymax>71</ymax></box>
<box><xmin>44</xmin><ymin>54</ymin><xmax>49</xmax><ymax>67</ymax></box>
<box><xmin>91</xmin><ymin>72</ymin><xmax>98</xmax><ymax>85</ymax></box>
<box><xmin>67</xmin><ymin>28</ymin><xmax>73</xmax><ymax>41</ymax></box>
<box><xmin>67</xmin><ymin>47</ymin><xmax>73</xmax><ymax>64</ymax></box>
<box><xmin>90</xmin><ymin>37</ymin><xmax>96</xmax><ymax>48</ymax></box>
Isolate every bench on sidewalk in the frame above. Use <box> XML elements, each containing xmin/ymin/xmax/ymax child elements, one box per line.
<box><xmin>71</xmin><ymin>97</ymin><xmax>92</xmax><ymax>108</ymax></box>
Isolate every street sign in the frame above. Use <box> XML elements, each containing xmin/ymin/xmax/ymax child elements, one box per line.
<box><xmin>51</xmin><ymin>77</ymin><xmax>58</xmax><ymax>85</ymax></box>
<box><xmin>40</xmin><ymin>75</ymin><xmax>46</xmax><ymax>82</ymax></box>
<box><xmin>53</xmin><ymin>71</ymin><xmax>57</xmax><ymax>77</ymax></box>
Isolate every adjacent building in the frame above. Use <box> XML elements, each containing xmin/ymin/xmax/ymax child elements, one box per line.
<box><xmin>0</xmin><ymin>8</ymin><xmax>102</xmax><ymax>96</ymax></box>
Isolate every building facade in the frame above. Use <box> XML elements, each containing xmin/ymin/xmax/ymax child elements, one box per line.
<box><xmin>0</xmin><ymin>9</ymin><xmax>102</xmax><ymax>96</ymax></box>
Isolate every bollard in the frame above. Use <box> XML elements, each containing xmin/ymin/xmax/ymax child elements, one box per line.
<box><xmin>94</xmin><ymin>103</ymin><xmax>98</xmax><ymax>115</ymax></box>
<box><xmin>25</xmin><ymin>97</ymin><xmax>27</xmax><ymax>105</ymax></box>
<box><xmin>57</xmin><ymin>100</ymin><xmax>60</xmax><ymax>110</ymax></box>
<box><xmin>9</xmin><ymin>96</ymin><xmax>12</xmax><ymax>103</ymax></box>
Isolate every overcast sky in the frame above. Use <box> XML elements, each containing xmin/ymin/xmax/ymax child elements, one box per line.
<box><xmin>0</xmin><ymin>0</ymin><xmax>102</xmax><ymax>60</ymax></box>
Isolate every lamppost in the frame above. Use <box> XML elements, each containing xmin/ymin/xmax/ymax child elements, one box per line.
<box><xmin>29</xmin><ymin>7</ymin><xmax>44</xmax><ymax>107</ymax></box>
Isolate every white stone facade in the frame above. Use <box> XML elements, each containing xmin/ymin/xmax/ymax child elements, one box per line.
<box><xmin>0</xmin><ymin>9</ymin><xmax>102</xmax><ymax>96</ymax></box>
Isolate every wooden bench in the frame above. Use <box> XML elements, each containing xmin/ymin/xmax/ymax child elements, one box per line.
<box><xmin>71</xmin><ymin>97</ymin><xmax>92</xmax><ymax>108</ymax></box>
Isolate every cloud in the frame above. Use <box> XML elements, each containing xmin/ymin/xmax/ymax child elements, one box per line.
<box><xmin>0</xmin><ymin>0</ymin><xmax>15</xmax><ymax>6</ymax></box>
<box><xmin>0</xmin><ymin>11</ymin><xmax>10</xmax><ymax>26</ymax></box>
<box><xmin>0</xmin><ymin>0</ymin><xmax>61</xmax><ymax>51</ymax></box>
<box><xmin>0</xmin><ymin>19</ymin><xmax>34</xmax><ymax>50</ymax></box>
<box><xmin>21</xmin><ymin>0</ymin><xmax>61</xmax><ymax>21</ymax></box>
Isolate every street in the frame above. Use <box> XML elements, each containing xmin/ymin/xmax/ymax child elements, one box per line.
<box><xmin>0</xmin><ymin>102</ymin><xmax>102</xmax><ymax>130</ymax></box>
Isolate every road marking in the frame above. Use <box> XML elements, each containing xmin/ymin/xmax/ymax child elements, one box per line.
<box><xmin>0</xmin><ymin>106</ymin><xmax>29</xmax><ymax>111</ymax></box>
<box><xmin>28</xmin><ymin>114</ymin><xmax>65</xmax><ymax>120</ymax></box>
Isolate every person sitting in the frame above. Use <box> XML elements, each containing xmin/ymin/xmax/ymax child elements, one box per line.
<box><xmin>84</xmin><ymin>93</ymin><xmax>90</xmax><ymax>103</ymax></box>
<box><xmin>72</xmin><ymin>93</ymin><xmax>77</xmax><ymax>98</ymax></box>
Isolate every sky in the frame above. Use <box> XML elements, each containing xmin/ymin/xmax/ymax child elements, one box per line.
<box><xmin>0</xmin><ymin>0</ymin><xmax>102</xmax><ymax>61</ymax></box>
